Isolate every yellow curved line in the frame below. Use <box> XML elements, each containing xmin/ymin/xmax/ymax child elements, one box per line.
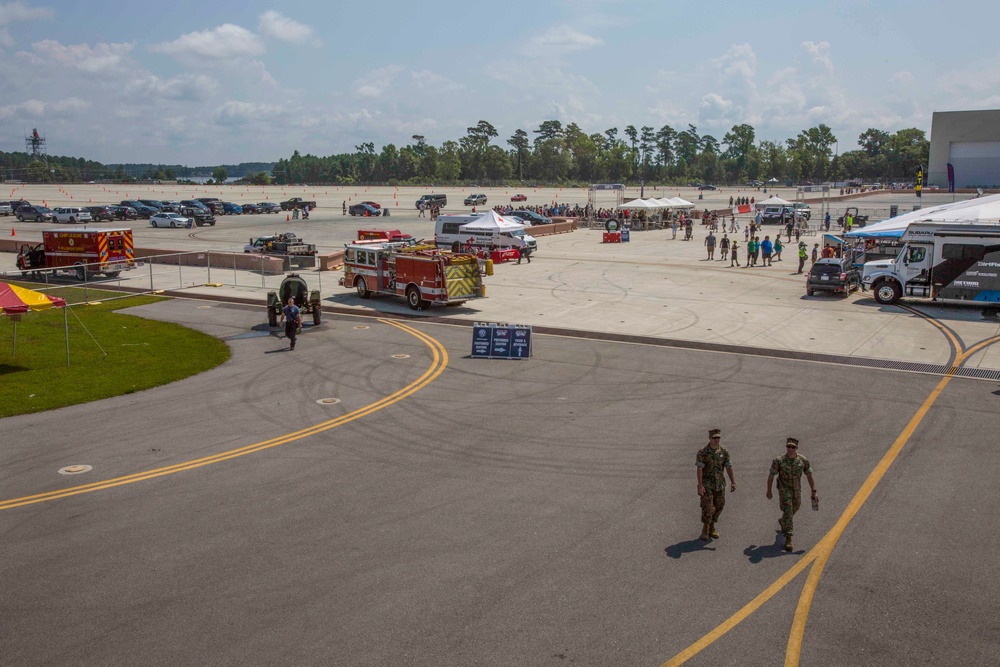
<box><xmin>0</xmin><ymin>319</ymin><xmax>447</xmax><ymax>511</ymax></box>
<box><xmin>783</xmin><ymin>332</ymin><xmax>1000</xmax><ymax>665</ymax></box>
<box><xmin>664</xmin><ymin>317</ymin><xmax>998</xmax><ymax>666</ymax></box>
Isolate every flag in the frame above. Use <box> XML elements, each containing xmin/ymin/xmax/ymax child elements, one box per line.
<box><xmin>916</xmin><ymin>168</ymin><xmax>922</xmax><ymax>198</ymax></box>
<box><xmin>947</xmin><ymin>163</ymin><xmax>955</xmax><ymax>193</ymax></box>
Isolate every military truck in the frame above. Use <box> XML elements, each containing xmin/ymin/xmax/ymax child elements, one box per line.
<box><xmin>267</xmin><ymin>273</ymin><xmax>322</xmax><ymax>327</ymax></box>
<box><xmin>245</xmin><ymin>232</ymin><xmax>317</xmax><ymax>256</ymax></box>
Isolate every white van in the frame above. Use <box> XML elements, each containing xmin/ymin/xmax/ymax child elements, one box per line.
<box><xmin>434</xmin><ymin>214</ymin><xmax>537</xmax><ymax>251</ymax></box>
<box><xmin>52</xmin><ymin>207</ymin><xmax>92</xmax><ymax>224</ymax></box>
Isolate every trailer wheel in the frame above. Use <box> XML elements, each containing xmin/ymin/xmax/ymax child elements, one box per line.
<box><xmin>268</xmin><ymin>307</ymin><xmax>278</xmax><ymax>327</ymax></box>
<box><xmin>873</xmin><ymin>280</ymin><xmax>901</xmax><ymax>305</ymax></box>
<box><xmin>356</xmin><ymin>276</ymin><xmax>370</xmax><ymax>299</ymax></box>
<box><xmin>406</xmin><ymin>286</ymin><xmax>422</xmax><ymax>310</ymax></box>
<box><xmin>312</xmin><ymin>307</ymin><xmax>321</xmax><ymax>325</ymax></box>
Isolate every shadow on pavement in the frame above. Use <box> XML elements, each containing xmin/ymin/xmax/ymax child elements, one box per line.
<box><xmin>744</xmin><ymin>531</ymin><xmax>803</xmax><ymax>563</ymax></box>
<box><xmin>664</xmin><ymin>539</ymin><xmax>716</xmax><ymax>559</ymax></box>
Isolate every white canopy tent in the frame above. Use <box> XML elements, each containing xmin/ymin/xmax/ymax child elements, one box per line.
<box><xmin>846</xmin><ymin>193</ymin><xmax>1000</xmax><ymax>238</ymax></box>
<box><xmin>617</xmin><ymin>198</ymin><xmax>664</xmax><ymax>210</ymax></box>
<box><xmin>759</xmin><ymin>195</ymin><xmax>792</xmax><ymax>207</ymax></box>
<box><xmin>458</xmin><ymin>209</ymin><xmax>529</xmax><ymax>231</ymax></box>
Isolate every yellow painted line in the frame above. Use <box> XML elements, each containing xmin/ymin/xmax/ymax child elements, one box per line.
<box><xmin>0</xmin><ymin>319</ymin><xmax>447</xmax><ymax>511</ymax></box>
<box><xmin>784</xmin><ymin>331</ymin><xmax>1000</xmax><ymax>665</ymax></box>
<box><xmin>663</xmin><ymin>311</ymin><xmax>1000</xmax><ymax>667</ymax></box>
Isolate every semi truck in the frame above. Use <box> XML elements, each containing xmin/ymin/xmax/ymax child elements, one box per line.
<box><xmin>862</xmin><ymin>223</ymin><xmax>1000</xmax><ymax>305</ymax></box>
<box><xmin>16</xmin><ymin>228</ymin><xmax>136</xmax><ymax>280</ymax></box>
<box><xmin>341</xmin><ymin>241</ymin><xmax>488</xmax><ymax>310</ymax></box>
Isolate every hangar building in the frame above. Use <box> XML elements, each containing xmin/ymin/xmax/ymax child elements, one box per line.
<box><xmin>928</xmin><ymin>110</ymin><xmax>1000</xmax><ymax>188</ymax></box>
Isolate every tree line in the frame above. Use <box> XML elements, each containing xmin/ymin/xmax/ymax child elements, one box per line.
<box><xmin>0</xmin><ymin>152</ymin><xmax>275</xmax><ymax>184</ymax></box>
<box><xmin>271</xmin><ymin>121</ymin><xmax>929</xmax><ymax>187</ymax></box>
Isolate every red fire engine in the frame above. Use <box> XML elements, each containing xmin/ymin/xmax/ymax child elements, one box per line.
<box><xmin>341</xmin><ymin>242</ymin><xmax>489</xmax><ymax>310</ymax></box>
<box><xmin>16</xmin><ymin>228</ymin><xmax>136</xmax><ymax>280</ymax></box>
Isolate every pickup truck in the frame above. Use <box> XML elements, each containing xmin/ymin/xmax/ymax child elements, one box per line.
<box><xmin>245</xmin><ymin>232</ymin><xmax>317</xmax><ymax>255</ymax></box>
<box><xmin>280</xmin><ymin>197</ymin><xmax>317</xmax><ymax>211</ymax></box>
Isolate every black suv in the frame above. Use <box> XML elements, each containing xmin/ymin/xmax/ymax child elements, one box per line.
<box><xmin>179</xmin><ymin>200</ymin><xmax>217</xmax><ymax>226</ymax></box>
<box><xmin>806</xmin><ymin>257</ymin><xmax>861</xmax><ymax>296</ymax></box>
<box><xmin>416</xmin><ymin>193</ymin><xmax>447</xmax><ymax>209</ymax></box>
<box><xmin>86</xmin><ymin>205</ymin><xmax>116</xmax><ymax>221</ymax></box>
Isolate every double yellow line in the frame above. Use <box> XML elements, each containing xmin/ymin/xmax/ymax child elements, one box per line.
<box><xmin>0</xmin><ymin>319</ymin><xmax>447</xmax><ymax>512</ymax></box>
<box><xmin>666</xmin><ymin>312</ymin><xmax>1000</xmax><ymax>667</ymax></box>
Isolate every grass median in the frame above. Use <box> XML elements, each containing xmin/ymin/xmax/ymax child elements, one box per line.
<box><xmin>0</xmin><ymin>283</ymin><xmax>231</xmax><ymax>418</ymax></box>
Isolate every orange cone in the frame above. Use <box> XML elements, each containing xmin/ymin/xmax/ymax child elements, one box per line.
<box><xmin>11</xmin><ymin>228</ymin><xmax>15</xmax><ymax>236</ymax></box>
<box><xmin>286</xmin><ymin>214</ymin><xmax>290</xmax><ymax>221</ymax></box>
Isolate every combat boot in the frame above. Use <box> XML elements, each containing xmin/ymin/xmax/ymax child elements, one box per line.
<box><xmin>784</xmin><ymin>535</ymin><xmax>793</xmax><ymax>552</ymax></box>
<box><xmin>709</xmin><ymin>523</ymin><xmax>720</xmax><ymax>539</ymax></box>
<box><xmin>700</xmin><ymin>523</ymin><xmax>710</xmax><ymax>541</ymax></box>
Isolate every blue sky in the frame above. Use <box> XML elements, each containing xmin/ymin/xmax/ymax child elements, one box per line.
<box><xmin>1</xmin><ymin>0</ymin><xmax>996</xmax><ymax>165</ymax></box>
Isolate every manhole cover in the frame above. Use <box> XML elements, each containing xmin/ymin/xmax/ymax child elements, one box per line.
<box><xmin>59</xmin><ymin>465</ymin><xmax>92</xmax><ymax>475</ymax></box>
<box><xmin>316</xmin><ymin>398</ymin><xmax>342</xmax><ymax>405</ymax></box>
<box><xmin>392</xmin><ymin>354</ymin><xmax>410</xmax><ymax>359</ymax></box>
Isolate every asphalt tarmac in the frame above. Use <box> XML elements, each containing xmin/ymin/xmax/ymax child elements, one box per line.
<box><xmin>3</xmin><ymin>299</ymin><xmax>998</xmax><ymax>665</ymax></box>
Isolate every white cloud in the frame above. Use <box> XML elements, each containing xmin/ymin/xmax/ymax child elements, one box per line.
<box><xmin>354</xmin><ymin>65</ymin><xmax>401</xmax><ymax>98</ymax></box>
<box><xmin>711</xmin><ymin>43</ymin><xmax>757</xmax><ymax>86</ymax></box>
<box><xmin>410</xmin><ymin>69</ymin><xmax>462</xmax><ymax>93</ymax></box>
<box><xmin>800</xmin><ymin>41</ymin><xmax>833</xmax><ymax>73</ymax></box>
<box><xmin>0</xmin><ymin>1</ymin><xmax>53</xmax><ymax>25</ymax></box>
<box><xmin>888</xmin><ymin>71</ymin><xmax>914</xmax><ymax>86</ymax></box>
<box><xmin>213</xmin><ymin>100</ymin><xmax>289</xmax><ymax>126</ymax></box>
<box><xmin>48</xmin><ymin>96</ymin><xmax>90</xmax><ymax>114</ymax></box>
<box><xmin>18</xmin><ymin>40</ymin><xmax>132</xmax><ymax>73</ymax></box>
<box><xmin>150</xmin><ymin>24</ymin><xmax>264</xmax><ymax>61</ymax></box>
<box><xmin>127</xmin><ymin>73</ymin><xmax>216</xmax><ymax>101</ymax></box>
<box><xmin>258</xmin><ymin>10</ymin><xmax>321</xmax><ymax>46</ymax></box>
<box><xmin>523</xmin><ymin>27</ymin><xmax>602</xmax><ymax>56</ymax></box>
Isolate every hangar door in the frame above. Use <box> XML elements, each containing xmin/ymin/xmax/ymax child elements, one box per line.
<box><xmin>949</xmin><ymin>141</ymin><xmax>1000</xmax><ymax>188</ymax></box>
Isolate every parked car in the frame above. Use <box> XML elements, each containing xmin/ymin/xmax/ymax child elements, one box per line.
<box><xmin>464</xmin><ymin>193</ymin><xmax>487</xmax><ymax>206</ymax></box>
<box><xmin>85</xmin><ymin>205</ymin><xmax>116</xmax><ymax>221</ymax></box>
<box><xmin>791</xmin><ymin>202</ymin><xmax>812</xmax><ymax>220</ymax></box>
<box><xmin>3</xmin><ymin>200</ymin><xmax>30</xmax><ymax>213</ymax></box>
<box><xmin>52</xmin><ymin>207</ymin><xmax>93</xmax><ymax>223</ymax></box>
<box><xmin>508</xmin><ymin>209</ymin><xmax>552</xmax><ymax>225</ymax></box>
<box><xmin>241</xmin><ymin>202</ymin><xmax>261</xmax><ymax>214</ymax></box>
<box><xmin>806</xmin><ymin>258</ymin><xmax>862</xmax><ymax>297</ymax></box>
<box><xmin>120</xmin><ymin>200</ymin><xmax>157</xmax><ymax>218</ymax></box>
<box><xmin>108</xmin><ymin>205</ymin><xmax>139</xmax><ymax>220</ymax></box>
<box><xmin>0</xmin><ymin>202</ymin><xmax>12</xmax><ymax>216</ymax></box>
<box><xmin>257</xmin><ymin>202</ymin><xmax>281</xmax><ymax>213</ymax></box>
<box><xmin>415</xmin><ymin>193</ymin><xmax>447</xmax><ymax>209</ymax></box>
<box><xmin>159</xmin><ymin>201</ymin><xmax>182</xmax><ymax>213</ymax></box>
<box><xmin>761</xmin><ymin>206</ymin><xmax>794</xmax><ymax>224</ymax></box>
<box><xmin>349</xmin><ymin>203</ymin><xmax>381</xmax><ymax>217</ymax></box>
<box><xmin>510</xmin><ymin>194</ymin><xmax>528</xmax><ymax>202</ymax></box>
<box><xmin>16</xmin><ymin>205</ymin><xmax>54</xmax><ymax>222</ymax></box>
<box><xmin>360</xmin><ymin>200</ymin><xmax>381</xmax><ymax>209</ymax></box>
<box><xmin>150</xmin><ymin>212</ymin><xmax>192</xmax><ymax>228</ymax></box>
<box><xmin>139</xmin><ymin>199</ymin><xmax>168</xmax><ymax>211</ymax></box>
<box><xmin>178</xmin><ymin>201</ymin><xmax>216</xmax><ymax>226</ymax></box>
<box><xmin>697</xmin><ymin>184</ymin><xmax>718</xmax><ymax>191</ymax></box>
<box><xmin>196</xmin><ymin>197</ymin><xmax>225</xmax><ymax>214</ymax></box>
<box><xmin>222</xmin><ymin>202</ymin><xmax>243</xmax><ymax>215</ymax></box>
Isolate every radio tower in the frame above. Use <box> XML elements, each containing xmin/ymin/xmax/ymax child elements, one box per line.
<box><xmin>26</xmin><ymin>128</ymin><xmax>47</xmax><ymax>161</ymax></box>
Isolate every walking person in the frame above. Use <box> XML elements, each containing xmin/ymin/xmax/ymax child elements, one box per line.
<box><xmin>761</xmin><ymin>235</ymin><xmax>773</xmax><ymax>266</ymax></box>
<box><xmin>797</xmin><ymin>242</ymin><xmax>807</xmax><ymax>273</ymax></box>
<box><xmin>766</xmin><ymin>437</ymin><xmax>817</xmax><ymax>552</ymax></box>
<box><xmin>672</xmin><ymin>219</ymin><xmax>678</xmax><ymax>239</ymax></box>
<box><xmin>280</xmin><ymin>296</ymin><xmax>302</xmax><ymax>351</ymax></box>
<box><xmin>697</xmin><ymin>428</ymin><xmax>736</xmax><ymax>540</ymax></box>
<box><xmin>719</xmin><ymin>234</ymin><xmax>729</xmax><ymax>261</ymax></box>
<box><xmin>774</xmin><ymin>236</ymin><xmax>783</xmax><ymax>261</ymax></box>
<box><xmin>516</xmin><ymin>243</ymin><xmax>532</xmax><ymax>264</ymax></box>
<box><xmin>705</xmin><ymin>231</ymin><xmax>716</xmax><ymax>260</ymax></box>
<box><xmin>730</xmin><ymin>240</ymin><xmax>740</xmax><ymax>267</ymax></box>
<box><xmin>811</xmin><ymin>243</ymin><xmax>820</xmax><ymax>264</ymax></box>
<box><xmin>342</xmin><ymin>201</ymin><xmax>347</xmax><ymax>215</ymax></box>
<box><xmin>824</xmin><ymin>211</ymin><xmax>831</xmax><ymax>231</ymax></box>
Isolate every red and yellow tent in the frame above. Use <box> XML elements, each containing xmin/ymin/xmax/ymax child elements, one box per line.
<box><xmin>1</xmin><ymin>281</ymin><xmax>69</xmax><ymax>362</ymax></box>
<box><xmin>0</xmin><ymin>281</ymin><xmax>67</xmax><ymax>314</ymax></box>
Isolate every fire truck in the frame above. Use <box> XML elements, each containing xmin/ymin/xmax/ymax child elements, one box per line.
<box><xmin>341</xmin><ymin>242</ymin><xmax>488</xmax><ymax>310</ymax></box>
<box><xmin>16</xmin><ymin>228</ymin><xmax>136</xmax><ymax>280</ymax></box>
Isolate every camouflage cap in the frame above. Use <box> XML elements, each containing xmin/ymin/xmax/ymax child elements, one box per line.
<box><xmin>786</xmin><ymin>437</ymin><xmax>800</xmax><ymax>446</ymax></box>
<box><xmin>709</xmin><ymin>429</ymin><xmax>721</xmax><ymax>437</ymax></box>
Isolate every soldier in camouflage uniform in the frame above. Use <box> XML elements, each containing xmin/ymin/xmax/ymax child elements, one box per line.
<box><xmin>766</xmin><ymin>437</ymin><xmax>818</xmax><ymax>552</ymax></box>
<box><xmin>696</xmin><ymin>428</ymin><xmax>737</xmax><ymax>540</ymax></box>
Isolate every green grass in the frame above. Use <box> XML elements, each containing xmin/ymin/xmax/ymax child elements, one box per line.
<box><xmin>0</xmin><ymin>283</ymin><xmax>231</xmax><ymax>417</ymax></box>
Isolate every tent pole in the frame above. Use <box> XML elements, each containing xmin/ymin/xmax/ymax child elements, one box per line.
<box><xmin>11</xmin><ymin>320</ymin><xmax>15</xmax><ymax>357</ymax></box>
<box><xmin>65</xmin><ymin>307</ymin><xmax>70</xmax><ymax>366</ymax></box>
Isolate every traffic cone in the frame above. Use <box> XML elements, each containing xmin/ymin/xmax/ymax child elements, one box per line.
<box><xmin>11</xmin><ymin>228</ymin><xmax>15</xmax><ymax>236</ymax></box>
<box><xmin>286</xmin><ymin>214</ymin><xmax>290</xmax><ymax>221</ymax></box>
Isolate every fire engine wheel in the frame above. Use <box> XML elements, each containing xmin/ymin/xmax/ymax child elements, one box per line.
<box><xmin>312</xmin><ymin>308</ymin><xmax>321</xmax><ymax>325</ymax></box>
<box><xmin>268</xmin><ymin>308</ymin><xmax>278</xmax><ymax>327</ymax></box>
<box><xmin>406</xmin><ymin>286</ymin><xmax>425</xmax><ymax>310</ymax></box>
<box><xmin>873</xmin><ymin>280</ymin><xmax>901</xmax><ymax>305</ymax></box>
<box><xmin>356</xmin><ymin>276</ymin><xmax>370</xmax><ymax>299</ymax></box>
<box><xmin>74</xmin><ymin>264</ymin><xmax>86</xmax><ymax>281</ymax></box>
<box><xmin>106</xmin><ymin>271</ymin><xmax>120</xmax><ymax>279</ymax></box>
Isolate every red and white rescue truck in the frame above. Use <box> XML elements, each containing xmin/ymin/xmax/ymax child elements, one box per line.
<box><xmin>340</xmin><ymin>241</ymin><xmax>490</xmax><ymax>310</ymax></box>
<box><xmin>16</xmin><ymin>228</ymin><xmax>136</xmax><ymax>280</ymax></box>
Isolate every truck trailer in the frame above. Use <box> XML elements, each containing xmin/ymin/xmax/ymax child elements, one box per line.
<box><xmin>862</xmin><ymin>223</ymin><xmax>1000</xmax><ymax>305</ymax></box>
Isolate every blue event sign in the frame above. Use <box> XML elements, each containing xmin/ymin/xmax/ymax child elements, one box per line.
<box><xmin>472</xmin><ymin>323</ymin><xmax>532</xmax><ymax>359</ymax></box>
